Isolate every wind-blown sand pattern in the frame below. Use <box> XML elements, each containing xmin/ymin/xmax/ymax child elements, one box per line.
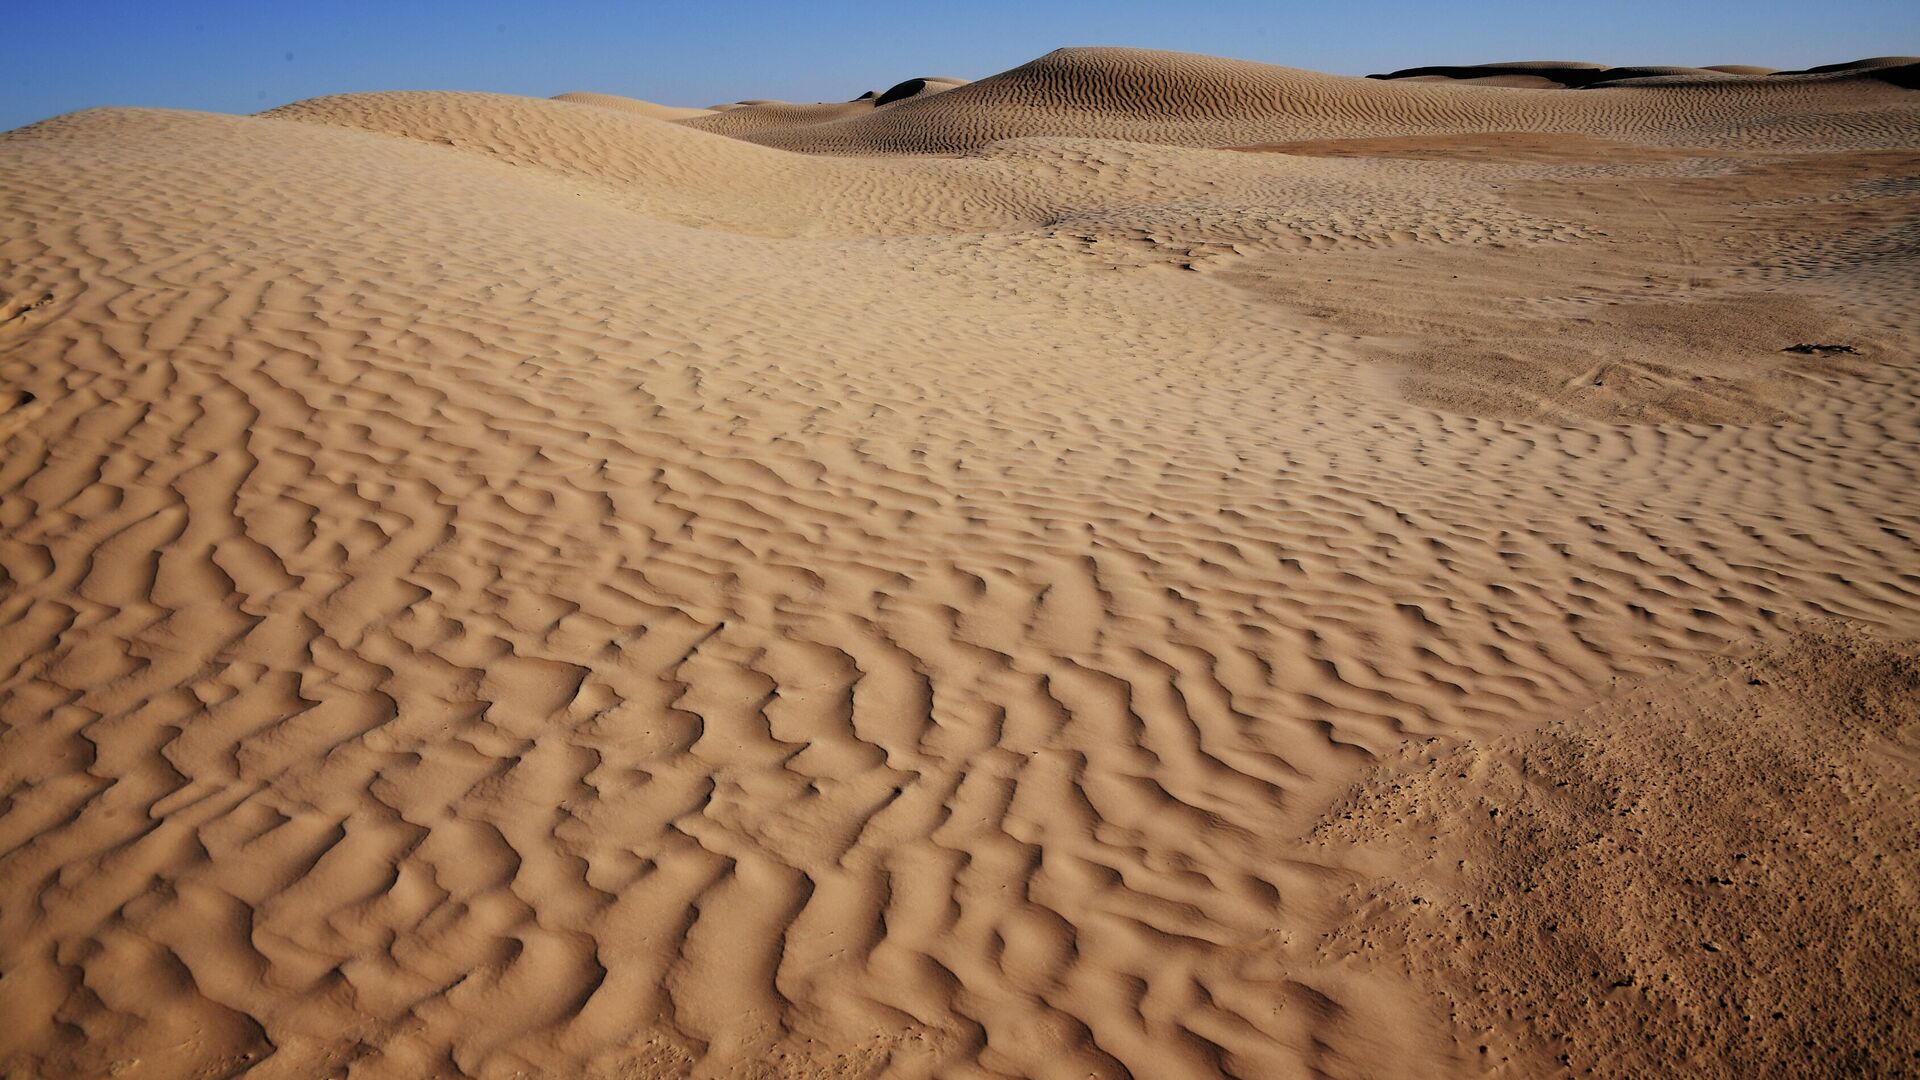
<box><xmin>0</xmin><ymin>46</ymin><xmax>1915</xmax><ymax>1079</ymax></box>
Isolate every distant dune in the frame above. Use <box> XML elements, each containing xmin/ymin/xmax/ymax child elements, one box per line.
<box><xmin>673</xmin><ymin>76</ymin><xmax>970</xmax><ymax>138</ymax></box>
<box><xmin>1370</xmin><ymin>55</ymin><xmax>1920</xmax><ymax>90</ymax></box>
<box><xmin>710</xmin><ymin>47</ymin><xmax>1920</xmax><ymax>154</ymax></box>
<box><xmin>550</xmin><ymin>91</ymin><xmax>718</xmax><ymax>122</ymax></box>
<box><xmin>0</xmin><ymin>46</ymin><xmax>1915</xmax><ymax>1080</ymax></box>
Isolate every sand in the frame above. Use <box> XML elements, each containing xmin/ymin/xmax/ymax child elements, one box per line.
<box><xmin>0</xmin><ymin>46</ymin><xmax>1914</xmax><ymax>1079</ymax></box>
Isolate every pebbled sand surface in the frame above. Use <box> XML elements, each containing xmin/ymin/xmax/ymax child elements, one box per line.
<box><xmin>0</xmin><ymin>46</ymin><xmax>1916</xmax><ymax>1079</ymax></box>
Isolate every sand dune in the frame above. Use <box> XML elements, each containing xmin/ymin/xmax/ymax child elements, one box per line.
<box><xmin>1370</xmin><ymin>61</ymin><xmax>1742</xmax><ymax>88</ymax></box>
<box><xmin>672</xmin><ymin>77</ymin><xmax>971</xmax><ymax>139</ymax></box>
<box><xmin>719</xmin><ymin>47</ymin><xmax>1919</xmax><ymax>154</ymax></box>
<box><xmin>874</xmin><ymin>77</ymin><xmax>970</xmax><ymax>106</ymax></box>
<box><xmin>550</xmin><ymin>92</ymin><xmax>718</xmax><ymax>123</ymax></box>
<box><xmin>1372</xmin><ymin>56</ymin><xmax>1920</xmax><ymax>89</ymax></box>
<box><xmin>0</xmin><ymin>45</ymin><xmax>1915</xmax><ymax>1079</ymax></box>
<box><xmin>1792</xmin><ymin>55</ymin><xmax>1920</xmax><ymax>74</ymax></box>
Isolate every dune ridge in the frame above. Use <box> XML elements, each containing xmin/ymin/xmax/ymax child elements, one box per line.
<box><xmin>0</xmin><ymin>44</ymin><xmax>1916</xmax><ymax>1080</ymax></box>
<box><xmin>723</xmin><ymin>47</ymin><xmax>1920</xmax><ymax>154</ymax></box>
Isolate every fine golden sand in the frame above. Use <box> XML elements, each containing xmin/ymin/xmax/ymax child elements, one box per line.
<box><xmin>1</xmin><ymin>46</ymin><xmax>1916</xmax><ymax>1079</ymax></box>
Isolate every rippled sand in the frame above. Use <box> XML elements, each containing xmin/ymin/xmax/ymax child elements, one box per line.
<box><xmin>1</xmin><ymin>47</ymin><xmax>1915</xmax><ymax>1080</ymax></box>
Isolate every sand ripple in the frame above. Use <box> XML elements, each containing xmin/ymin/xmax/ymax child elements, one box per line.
<box><xmin>1</xmin><ymin>48</ymin><xmax>1916</xmax><ymax>1079</ymax></box>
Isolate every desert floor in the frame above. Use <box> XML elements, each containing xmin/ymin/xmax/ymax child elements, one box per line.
<box><xmin>1</xmin><ymin>47</ymin><xmax>1916</xmax><ymax>1079</ymax></box>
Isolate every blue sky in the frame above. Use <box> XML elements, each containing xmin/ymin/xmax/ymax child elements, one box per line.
<box><xmin>3</xmin><ymin>1</ymin><xmax>1915</xmax><ymax>132</ymax></box>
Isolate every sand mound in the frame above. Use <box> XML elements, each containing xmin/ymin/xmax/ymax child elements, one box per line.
<box><xmin>258</xmin><ymin>87</ymin><xmax>1599</xmax><ymax>249</ymax></box>
<box><xmin>263</xmin><ymin>90</ymin><xmax>840</xmax><ymax>233</ymax></box>
<box><xmin>873</xmin><ymin>76</ymin><xmax>969</xmax><ymax>107</ymax></box>
<box><xmin>1587</xmin><ymin>65</ymin><xmax>1738</xmax><ymax>82</ymax></box>
<box><xmin>258</xmin><ymin>90</ymin><xmax>1041</xmax><ymax>237</ymax></box>
<box><xmin>728</xmin><ymin>47</ymin><xmax>1920</xmax><ymax>154</ymax></box>
<box><xmin>673</xmin><ymin>89</ymin><xmax>888</xmax><ymax>138</ymax></box>
<box><xmin>551</xmin><ymin>92</ymin><xmax>716</xmax><ymax>122</ymax></box>
<box><xmin>1372</xmin><ymin>57</ymin><xmax>1920</xmax><ymax>91</ymax></box>
<box><xmin>1</xmin><ymin>45</ymin><xmax>1916</xmax><ymax>1080</ymax></box>
<box><xmin>1476</xmin><ymin>60</ymin><xmax>1608</xmax><ymax>70</ymax></box>
<box><xmin>265</xmin><ymin>91</ymin><xmax>793</xmax><ymax>191</ymax></box>
<box><xmin>1786</xmin><ymin>55</ymin><xmax>1920</xmax><ymax>74</ymax></box>
<box><xmin>674</xmin><ymin>77</ymin><xmax>972</xmax><ymax>138</ymax></box>
<box><xmin>1372</xmin><ymin>61</ymin><xmax>1615</xmax><ymax>87</ymax></box>
<box><xmin>1858</xmin><ymin>61</ymin><xmax>1920</xmax><ymax>90</ymax></box>
<box><xmin>1399</xmin><ymin>73</ymin><xmax>1568</xmax><ymax>89</ymax></box>
<box><xmin>676</xmin><ymin>99</ymin><xmax>876</xmax><ymax>137</ymax></box>
<box><xmin>1367</xmin><ymin>61</ymin><xmax>1743</xmax><ymax>87</ymax></box>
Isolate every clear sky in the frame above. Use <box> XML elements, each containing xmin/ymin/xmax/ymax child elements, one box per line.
<box><xmin>3</xmin><ymin>0</ymin><xmax>1915</xmax><ymax>133</ymax></box>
